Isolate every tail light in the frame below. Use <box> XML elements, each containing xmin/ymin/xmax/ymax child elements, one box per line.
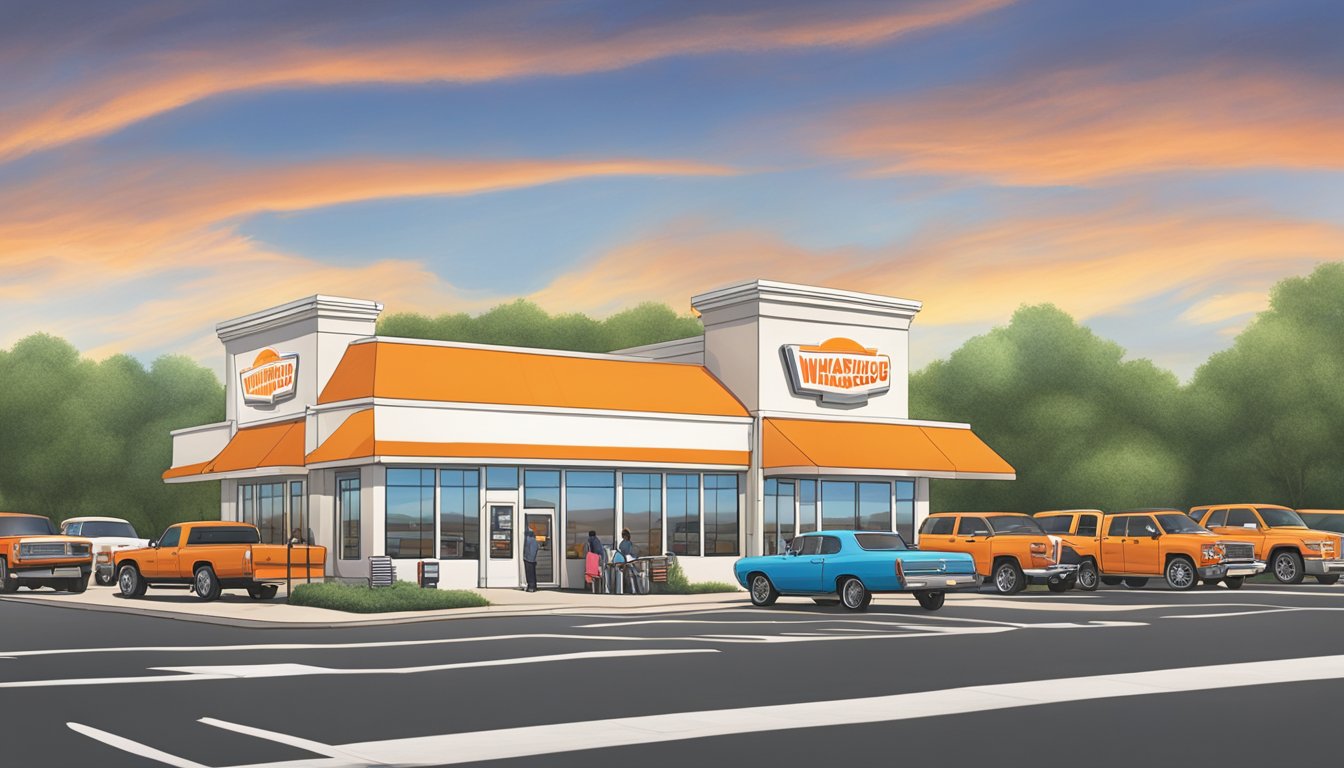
<box><xmin>895</xmin><ymin>558</ymin><xmax>905</xmax><ymax>585</ymax></box>
<box><xmin>243</xmin><ymin>547</ymin><xmax>253</xmax><ymax>574</ymax></box>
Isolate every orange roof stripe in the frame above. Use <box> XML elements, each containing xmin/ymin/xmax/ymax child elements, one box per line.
<box><xmin>317</xmin><ymin>340</ymin><xmax>748</xmax><ymax>417</ymax></box>
<box><xmin>762</xmin><ymin>418</ymin><xmax>1014</xmax><ymax>475</ymax></box>
<box><xmin>306</xmin><ymin>409</ymin><xmax>375</xmax><ymax>464</ymax></box>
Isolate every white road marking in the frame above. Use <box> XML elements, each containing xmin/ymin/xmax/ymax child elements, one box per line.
<box><xmin>0</xmin><ymin>649</ymin><xmax>714</xmax><ymax>689</ymax></box>
<box><xmin>1166</xmin><ymin>606</ymin><xmax>1344</xmax><ymax>619</ymax></box>
<box><xmin>70</xmin><ymin>654</ymin><xmax>1344</xmax><ymax>768</ymax></box>
<box><xmin>198</xmin><ymin>718</ymin><xmax>375</xmax><ymax>763</ymax></box>
<box><xmin>67</xmin><ymin>723</ymin><xmax>213</xmax><ymax>768</ymax></box>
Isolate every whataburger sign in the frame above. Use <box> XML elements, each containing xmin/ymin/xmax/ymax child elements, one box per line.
<box><xmin>783</xmin><ymin>338</ymin><xmax>891</xmax><ymax>405</ymax></box>
<box><xmin>240</xmin><ymin>348</ymin><xmax>299</xmax><ymax>405</ymax></box>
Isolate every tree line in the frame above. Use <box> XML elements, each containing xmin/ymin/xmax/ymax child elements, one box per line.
<box><xmin>2</xmin><ymin>263</ymin><xmax>1341</xmax><ymax>533</ymax></box>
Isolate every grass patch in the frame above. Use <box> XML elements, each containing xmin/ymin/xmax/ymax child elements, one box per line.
<box><xmin>653</xmin><ymin>560</ymin><xmax>741</xmax><ymax>595</ymax></box>
<box><xmin>290</xmin><ymin>581</ymin><xmax>489</xmax><ymax>613</ymax></box>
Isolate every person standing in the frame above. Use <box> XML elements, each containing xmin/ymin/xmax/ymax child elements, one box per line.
<box><xmin>585</xmin><ymin>530</ymin><xmax>606</xmax><ymax>593</ymax></box>
<box><xmin>618</xmin><ymin>529</ymin><xmax>642</xmax><ymax>594</ymax></box>
<box><xmin>522</xmin><ymin>528</ymin><xmax>539</xmax><ymax>592</ymax></box>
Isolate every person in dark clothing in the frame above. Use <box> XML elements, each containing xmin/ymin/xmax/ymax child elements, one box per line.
<box><xmin>586</xmin><ymin>531</ymin><xmax>607</xmax><ymax>593</ymax></box>
<box><xmin>617</xmin><ymin>528</ymin><xmax>641</xmax><ymax>593</ymax></box>
<box><xmin>522</xmin><ymin>528</ymin><xmax>539</xmax><ymax>592</ymax></box>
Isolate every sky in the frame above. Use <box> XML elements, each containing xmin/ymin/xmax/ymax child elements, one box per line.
<box><xmin>2</xmin><ymin>0</ymin><xmax>1342</xmax><ymax>380</ymax></box>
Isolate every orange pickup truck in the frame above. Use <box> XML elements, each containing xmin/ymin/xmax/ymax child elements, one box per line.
<box><xmin>114</xmin><ymin>521</ymin><xmax>326</xmax><ymax>601</ymax></box>
<box><xmin>917</xmin><ymin>512</ymin><xmax>1079</xmax><ymax>594</ymax></box>
<box><xmin>1189</xmin><ymin>504</ymin><xmax>1344</xmax><ymax>585</ymax></box>
<box><xmin>0</xmin><ymin>512</ymin><xmax>94</xmax><ymax>593</ymax></box>
<box><xmin>1037</xmin><ymin>508</ymin><xmax>1263</xmax><ymax>590</ymax></box>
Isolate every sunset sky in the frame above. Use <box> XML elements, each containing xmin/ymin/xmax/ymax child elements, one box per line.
<box><xmin>2</xmin><ymin>0</ymin><xmax>1342</xmax><ymax>379</ymax></box>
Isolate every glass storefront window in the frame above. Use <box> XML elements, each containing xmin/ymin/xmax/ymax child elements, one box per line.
<box><xmin>666</xmin><ymin>474</ymin><xmax>700</xmax><ymax>556</ymax></box>
<box><xmin>821</xmin><ymin>481</ymin><xmax>856</xmax><ymax>530</ymax></box>
<box><xmin>622</xmin><ymin>473</ymin><xmax>662</xmax><ymax>559</ymax></box>
<box><xmin>895</xmin><ymin>480</ymin><xmax>915</xmax><ymax>542</ymax></box>
<box><xmin>858</xmin><ymin>482</ymin><xmax>890</xmax><ymax>531</ymax></box>
<box><xmin>486</xmin><ymin>466</ymin><xmax>519</xmax><ymax>490</ymax></box>
<box><xmin>798</xmin><ymin>479</ymin><xmax>817</xmax><ymax>533</ymax></box>
<box><xmin>337</xmin><ymin>474</ymin><xmax>360</xmax><ymax>560</ymax></box>
<box><xmin>256</xmin><ymin>482</ymin><xmax>285</xmax><ymax>544</ymax></box>
<box><xmin>764</xmin><ymin>479</ymin><xmax>795</xmax><ymax>554</ymax></box>
<box><xmin>386</xmin><ymin>468</ymin><xmax>434</xmax><ymax>558</ymax></box>
<box><xmin>524</xmin><ymin>469</ymin><xmax>560</xmax><ymax>510</ymax></box>
<box><xmin>440</xmin><ymin>469</ymin><xmax>480</xmax><ymax>559</ymax></box>
<box><xmin>565</xmin><ymin>471</ymin><xmax>615</xmax><ymax>559</ymax></box>
<box><xmin>703</xmin><ymin>474</ymin><xmax>739</xmax><ymax>556</ymax></box>
<box><xmin>289</xmin><ymin>481</ymin><xmax>305</xmax><ymax>543</ymax></box>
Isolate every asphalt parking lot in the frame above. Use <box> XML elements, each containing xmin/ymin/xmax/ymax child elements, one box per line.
<box><xmin>3</xmin><ymin>582</ymin><xmax>1343</xmax><ymax>767</ymax></box>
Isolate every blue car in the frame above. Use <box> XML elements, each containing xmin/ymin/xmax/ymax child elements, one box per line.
<box><xmin>733</xmin><ymin>530</ymin><xmax>981</xmax><ymax>611</ymax></box>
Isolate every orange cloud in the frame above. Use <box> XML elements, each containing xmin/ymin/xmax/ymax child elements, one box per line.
<box><xmin>826</xmin><ymin>68</ymin><xmax>1344</xmax><ymax>184</ymax></box>
<box><xmin>530</xmin><ymin>208</ymin><xmax>1344</xmax><ymax>327</ymax></box>
<box><xmin>0</xmin><ymin>0</ymin><xmax>1011</xmax><ymax>163</ymax></box>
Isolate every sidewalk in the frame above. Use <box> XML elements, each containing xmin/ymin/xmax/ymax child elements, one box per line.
<box><xmin>0</xmin><ymin>585</ymin><xmax>748</xmax><ymax>628</ymax></box>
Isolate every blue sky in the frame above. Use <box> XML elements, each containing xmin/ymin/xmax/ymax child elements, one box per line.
<box><xmin>1</xmin><ymin>0</ymin><xmax>1341</xmax><ymax>378</ymax></box>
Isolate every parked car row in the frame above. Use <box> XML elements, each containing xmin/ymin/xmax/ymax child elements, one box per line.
<box><xmin>734</xmin><ymin>503</ymin><xmax>1344</xmax><ymax>612</ymax></box>
<box><xmin>0</xmin><ymin>513</ymin><xmax>324</xmax><ymax>601</ymax></box>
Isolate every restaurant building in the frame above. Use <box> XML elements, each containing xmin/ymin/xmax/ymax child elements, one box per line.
<box><xmin>163</xmin><ymin>280</ymin><xmax>1014</xmax><ymax>589</ymax></box>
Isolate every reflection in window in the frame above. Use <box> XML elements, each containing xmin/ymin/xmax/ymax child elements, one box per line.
<box><xmin>440</xmin><ymin>469</ymin><xmax>479</xmax><ymax>559</ymax></box>
<box><xmin>337</xmin><ymin>474</ymin><xmax>360</xmax><ymax>560</ymax></box>
<box><xmin>764</xmin><ymin>479</ymin><xmax>795</xmax><ymax>554</ymax></box>
<box><xmin>667</xmin><ymin>474</ymin><xmax>700</xmax><ymax>556</ymax></box>
<box><xmin>566</xmin><ymin>471</ymin><xmax>615</xmax><ymax>559</ymax></box>
<box><xmin>821</xmin><ymin>481</ymin><xmax>856</xmax><ymax>530</ymax></box>
<box><xmin>289</xmin><ymin>481</ymin><xmax>305</xmax><ymax>542</ymax></box>
<box><xmin>486</xmin><ymin>466</ymin><xmax>519</xmax><ymax>490</ymax></box>
<box><xmin>894</xmin><ymin>480</ymin><xmax>915</xmax><ymax>541</ymax></box>
<box><xmin>798</xmin><ymin>479</ymin><xmax>817</xmax><ymax>533</ymax></box>
<box><xmin>255</xmin><ymin>482</ymin><xmax>285</xmax><ymax>544</ymax></box>
<box><xmin>524</xmin><ymin>469</ymin><xmax>560</xmax><ymax>510</ymax></box>
<box><xmin>386</xmin><ymin>468</ymin><xmax>434</xmax><ymax>558</ymax></box>
<box><xmin>858</xmin><ymin>482</ymin><xmax>890</xmax><ymax>531</ymax></box>
<box><xmin>622</xmin><ymin>473</ymin><xmax>661</xmax><ymax>558</ymax></box>
<box><xmin>703</xmin><ymin>474</ymin><xmax>739</xmax><ymax>556</ymax></box>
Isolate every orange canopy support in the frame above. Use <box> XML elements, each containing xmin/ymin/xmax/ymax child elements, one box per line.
<box><xmin>763</xmin><ymin>418</ymin><xmax>1014</xmax><ymax>477</ymax></box>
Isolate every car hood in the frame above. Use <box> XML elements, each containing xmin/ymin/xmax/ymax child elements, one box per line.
<box><xmin>86</xmin><ymin>537</ymin><xmax>151</xmax><ymax>551</ymax></box>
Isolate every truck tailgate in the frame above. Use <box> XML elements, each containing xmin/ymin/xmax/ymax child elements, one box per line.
<box><xmin>250</xmin><ymin>544</ymin><xmax>327</xmax><ymax>581</ymax></box>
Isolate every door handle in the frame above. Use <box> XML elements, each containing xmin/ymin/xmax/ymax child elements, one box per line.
<box><xmin>810</xmin><ymin>558</ymin><xmax>824</xmax><ymax>564</ymax></box>
<box><xmin>962</xmin><ymin>538</ymin><xmax>976</xmax><ymax>542</ymax></box>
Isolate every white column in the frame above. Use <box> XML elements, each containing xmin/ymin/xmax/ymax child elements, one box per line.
<box><xmin>913</xmin><ymin>477</ymin><xmax>931</xmax><ymax>545</ymax></box>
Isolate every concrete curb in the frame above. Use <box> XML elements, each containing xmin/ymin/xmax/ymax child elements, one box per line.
<box><xmin>0</xmin><ymin>592</ymin><xmax>750</xmax><ymax>630</ymax></box>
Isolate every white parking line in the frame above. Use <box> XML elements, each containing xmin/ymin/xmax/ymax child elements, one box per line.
<box><xmin>69</xmin><ymin>654</ymin><xmax>1344</xmax><ymax>767</ymax></box>
<box><xmin>0</xmin><ymin>649</ymin><xmax>715</xmax><ymax>689</ymax></box>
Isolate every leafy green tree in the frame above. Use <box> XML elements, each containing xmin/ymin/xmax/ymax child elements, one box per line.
<box><xmin>911</xmin><ymin>305</ymin><xmax>1188</xmax><ymax>513</ymax></box>
<box><xmin>378</xmin><ymin>300</ymin><xmax>702</xmax><ymax>352</ymax></box>
<box><xmin>0</xmin><ymin>334</ymin><xmax>223</xmax><ymax>536</ymax></box>
<box><xmin>1184</xmin><ymin>263</ymin><xmax>1344</xmax><ymax>508</ymax></box>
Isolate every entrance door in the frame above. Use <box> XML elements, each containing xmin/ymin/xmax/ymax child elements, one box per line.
<box><xmin>525</xmin><ymin>512</ymin><xmax>556</xmax><ymax>586</ymax></box>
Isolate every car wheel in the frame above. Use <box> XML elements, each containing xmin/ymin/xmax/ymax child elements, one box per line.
<box><xmin>915</xmin><ymin>591</ymin><xmax>946</xmax><ymax>611</ymax></box>
<box><xmin>0</xmin><ymin>559</ymin><xmax>16</xmax><ymax>595</ymax></box>
<box><xmin>1076</xmin><ymin>561</ymin><xmax>1100</xmax><ymax>591</ymax></box>
<box><xmin>248</xmin><ymin>585</ymin><xmax>279</xmax><ymax>600</ymax></box>
<box><xmin>748</xmin><ymin>573</ymin><xmax>778</xmax><ymax>607</ymax></box>
<box><xmin>992</xmin><ymin>559</ymin><xmax>1025</xmax><ymax>595</ymax></box>
<box><xmin>1164</xmin><ymin>556</ymin><xmax>1197</xmax><ymax>591</ymax></box>
<box><xmin>812</xmin><ymin>597</ymin><xmax>840</xmax><ymax>606</ymax></box>
<box><xmin>1223</xmin><ymin>576</ymin><xmax>1245</xmax><ymax>590</ymax></box>
<box><xmin>1315</xmin><ymin>575</ymin><xmax>1340</xmax><ymax>585</ymax></box>
<box><xmin>65</xmin><ymin>573</ymin><xmax>89</xmax><ymax>594</ymax></box>
<box><xmin>1100</xmin><ymin>576</ymin><xmax>1123</xmax><ymax>587</ymax></box>
<box><xmin>117</xmin><ymin>564</ymin><xmax>147</xmax><ymax>597</ymax></box>
<box><xmin>194</xmin><ymin>566</ymin><xmax>222</xmax><ymax>602</ymax></box>
<box><xmin>839</xmin><ymin>577</ymin><xmax>869</xmax><ymax>611</ymax></box>
<box><xmin>94</xmin><ymin>571</ymin><xmax>114</xmax><ymax>587</ymax></box>
<box><xmin>1272</xmin><ymin>550</ymin><xmax>1305</xmax><ymax>584</ymax></box>
<box><xmin>1122</xmin><ymin>577</ymin><xmax>1148</xmax><ymax>589</ymax></box>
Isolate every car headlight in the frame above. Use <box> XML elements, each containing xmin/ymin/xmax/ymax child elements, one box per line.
<box><xmin>1305</xmin><ymin>541</ymin><xmax>1331</xmax><ymax>555</ymax></box>
<box><xmin>96</xmin><ymin>553</ymin><xmax>111</xmax><ymax>563</ymax></box>
<box><xmin>1201</xmin><ymin>544</ymin><xmax>1224</xmax><ymax>561</ymax></box>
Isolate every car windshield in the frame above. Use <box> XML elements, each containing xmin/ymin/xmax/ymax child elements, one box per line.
<box><xmin>1156</xmin><ymin>514</ymin><xmax>1208</xmax><ymax>534</ymax></box>
<box><xmin>987</xmin><ymin>516</ymin><xmax>1045</xmax><ymax>535</ymax></box>
<box><xmin>854</xmin><ymin>533</ymin><xmax>907</xmax><ymax>551</ymax></box>
<box><xmin>1301</xmin><ymin>514</ymin><xmax>1344</xmax><ymax>533</ymax></box>
<box><xmin>1035</xmin><ymin>516</ymin><xmax>1072</xmax><ymax>534</ymax></box>
<box><xmin>0</xmin><ymin>516</ymin><xmax>57</xmax><ymax>536</ymax></box>
<box><xmin>1258</xmin><ymin>507</ymin><xmax>1307</xmax><ymax>528</ymax></box>
<box><xmin>76</xmin><ymin>521</ymin><xmax>138</xmax><ymax>538</ymax></box>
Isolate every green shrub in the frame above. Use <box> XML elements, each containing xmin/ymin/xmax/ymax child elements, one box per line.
<box><xmin>654</xmin><ymin>560</ymin><xmax>741</xmax><ymax>594</ymax></box>
<box><xmin>289</xmin><ymin>581</ymin><xmax>489</xmax><ymax>613</ymax></box>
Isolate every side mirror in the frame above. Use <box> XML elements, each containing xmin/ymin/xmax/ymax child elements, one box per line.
<box><xmin>148</xmin><ymin>539</ymin><xmax>159</xmax><ymax>549</ymax></box>
<box><xmin>1150</xmin><ymin>533</ymin><xmax>1161</xmax><ymax>540</ymax></box>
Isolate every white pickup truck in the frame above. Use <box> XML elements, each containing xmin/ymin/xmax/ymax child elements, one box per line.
<box><xmin>60</xmin><ymin>517</ymin><xmax>150</xmax><ymax>586</ymax></box>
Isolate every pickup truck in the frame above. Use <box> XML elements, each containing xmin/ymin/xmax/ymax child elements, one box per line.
<box><xmin>916</xmin><ymin>512</ymin><xmax>1079</xmax><ymax>594</ymax></box>
<box><xmin>113</xmin><ymin>521</ymin><xmax>326</xmax><ymax>601</ymax></box>
<box><xmin>1039</xmin><ymin>508</ymin><xmax>1264</xmax><ymax>590</ymax></box>
<box><xmin>1189</xmin><ymin>504</ymin><xmax>1344</xmax><ymax>585</ymax></box>
<box><xmin>61</xmin><ymin>516</ymin><xmax>150</xmax><ymax>586</ymax></box>
<box><xmin>0</xmin><ymin>512</ymin><xmax>94</xmax><ymax>593</ymax></box>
